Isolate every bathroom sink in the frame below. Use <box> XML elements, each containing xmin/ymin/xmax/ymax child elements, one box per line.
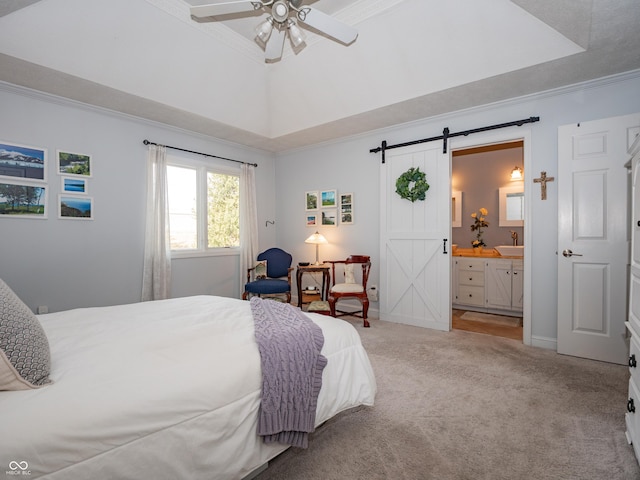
<box><xmin>495</xmin><ymin>245</ymin><xmax>524</xmax><ymax>257</ymax></box>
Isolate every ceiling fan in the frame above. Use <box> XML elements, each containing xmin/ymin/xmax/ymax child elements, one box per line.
<box><xmin>190</xmin><ymin>1</ymin><xmax>358</xmax><ymax>62</ymax></box>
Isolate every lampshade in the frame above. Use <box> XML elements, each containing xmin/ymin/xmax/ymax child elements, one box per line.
<box><xmin>287</xmin><ymin>19</ymin><xmax>306</xmax><ymax>48</ymax></box>
<box><xmin>255</xmin><ymin>18</ymin><xmax>274</xmax><ymax>44</ymax></box>
<box><xmin>305</xmin><ymin>231</ymin><xmax>328</xmax><ymax>245</ymax></box>
<box><xmin>305</xmin><ymin>231</ymin><xmax>328</xmax><ymax>265</ymax></box>
<box><xmin>510</xmin><ymin>166</ymin><xmax>523</xmax><ymax>180</ymax></box>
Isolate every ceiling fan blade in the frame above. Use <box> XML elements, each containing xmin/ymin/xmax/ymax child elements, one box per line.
<box><xmin>297</xmin><ymin>7</ymin><xmax>358</xmax><ymax>45</ymax></box>
<box><xmin>190</xmin><ymin>1</ymin><xmax>261</xmax><ymax>18</ymax></box>
<box><xmin>265</xmin><ymin>27</ymin><xmax>285</xmax><ymax>61</ymax></box>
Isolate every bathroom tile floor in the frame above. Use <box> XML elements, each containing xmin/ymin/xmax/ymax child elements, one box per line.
<box><xmin>452</xmin><ymin>308</ymin><xmax>523</xmax><ymax>341</ymax></box>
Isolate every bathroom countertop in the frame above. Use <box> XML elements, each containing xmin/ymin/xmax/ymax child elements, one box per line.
<box><xmin>452</xmin><ymin>248</ymin><xmax>523</xmax><ymax>259</ymax></box>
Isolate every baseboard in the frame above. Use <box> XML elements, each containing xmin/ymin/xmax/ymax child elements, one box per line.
<box><xmin>531</xmin><ymin>335</ymin><xmax>557</xmax><ymax>351</ymax></box>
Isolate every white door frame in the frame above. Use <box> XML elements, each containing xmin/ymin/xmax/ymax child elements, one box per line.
<box><xmin>449</xmin><ymin>128</ymin><xmax>533</xmax><ymax>345</ymax></box>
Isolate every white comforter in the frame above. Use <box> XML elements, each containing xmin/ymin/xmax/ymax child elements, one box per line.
<box><xmin>0</xmin><ymin>296</ymin><xmax>376</xmax><ymax>479</ymax></box>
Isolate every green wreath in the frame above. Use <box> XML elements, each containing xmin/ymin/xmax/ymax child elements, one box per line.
<box><xmin>395</xmin><ymin>167</ymin><xmax>430</xmax><ymax>202</ymax></box>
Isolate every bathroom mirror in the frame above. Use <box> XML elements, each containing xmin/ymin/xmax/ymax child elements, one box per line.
<box><xmin>452</xmin><ymin>190</ymin><xmax>462</xmax><ymax>227</ymax></box>
<box><xmin>499</xmin><ymin>186</ymin><xmax>524</xmax><ymax>226</ymax></box>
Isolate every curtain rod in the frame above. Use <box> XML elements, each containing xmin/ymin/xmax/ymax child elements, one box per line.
<box><xmin>370</xmin><ymin>116</ymin><xmax>540</xmax><ymax>163</ymax></box>
<box><xmin>143</xmin><ymin>140</ymin><xmax>258</xmax><ymax>167</ymax></box>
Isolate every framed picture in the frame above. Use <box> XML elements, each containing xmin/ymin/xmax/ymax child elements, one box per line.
<box><xmin>62</xmin><ymin>176</ymin><xmax>88</xmax><ymax>194</ymax></box>
<box><xmin>0</xmin><ymin>141</ymin><xmax>47</xmax><ymax>182</ymax></box>
<box><xmin>321</xmin><ymin>190</ymin><xmax>337</xmax><ymax>208</ymax></box>
<box><xmin>59</xmin><ymin>195</ymin><xmax>93</xmax><ymax>220</ymax></box>
<box><xmin>57</xmin><ymin>150</ymin><xmax>92</xmax><ymax>177</ymax></box>
<box><xmin>305</xmin><ymin>191</ymin><xmax>318</xmax><ymax>211</ymax></box>
<box><xmin>0</xmin><ymin>181</ymin><xmax>47</xmax><ymax>219</ymax></box>
<box><xmin>306</xmin><ymin>214</ymin><xmax>318</xmax><ymax>227</ymax></box>
<box><xmin>321</xmin><ymin>209</ymin><xmax>337</xmax><ymax>226</ymax></box>
<box><xmin>340</xmin><ymin>193</ymin><xmax>353</xmax><ymax>225</ymax></box>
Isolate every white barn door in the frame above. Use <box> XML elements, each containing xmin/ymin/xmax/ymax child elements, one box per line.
<box><xmin>380</xmin><ymin>142</ymin><xmax>450</xmax><ymax>330</ymax></box>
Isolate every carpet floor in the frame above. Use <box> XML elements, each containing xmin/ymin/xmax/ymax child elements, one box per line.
<box><xmin>255</xmin><ymin>317</ymin><xmax>640</xmax><ymax>480</ymax></box>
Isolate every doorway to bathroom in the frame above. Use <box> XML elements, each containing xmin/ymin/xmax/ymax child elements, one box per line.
<box><xmin>451</xmin><ymin>140</ymin><xmax>525</xmax><ymax>341</ymax></box>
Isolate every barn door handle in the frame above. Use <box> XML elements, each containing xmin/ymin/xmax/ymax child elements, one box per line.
<box><xmin>630</xmin><ymin>354</ymin><xmax>637</xmax><ymax>368</ymax></box>
<box><xmin>562</xmin><ymin>249</ymin><xmax>583</xmax><ymax>257</ymax></box>
<box><xmin>443</xmin><ymin>239</ymin><xmax>448</xmax><ymax>254</ymax></box>
<box><xmin>628</xmin><ymin>398</ymin><xmax>636</xmax><ymax>413</ymax></box>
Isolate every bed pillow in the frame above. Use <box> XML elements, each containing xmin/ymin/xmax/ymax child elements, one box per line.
<box><xmin>0</xmin><ymin>278</ymin><xmax>51</xmax><ymax>390</ymax></box>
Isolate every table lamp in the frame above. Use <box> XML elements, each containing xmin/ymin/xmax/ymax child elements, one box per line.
<box><xmin>305</xmin><ymin>231</ymin><xmax>328</xmax><ymax>265</ymax></box>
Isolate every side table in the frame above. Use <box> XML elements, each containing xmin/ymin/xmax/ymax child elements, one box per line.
<box><xmin>296</xmin><ymin>264</ymin><xmax>330</xmax><ymax>308</ymax></box>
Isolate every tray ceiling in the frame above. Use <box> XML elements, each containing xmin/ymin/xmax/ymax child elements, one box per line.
<box><xmin>1</xmin><ymin>0</ymin><xmax>639</xmax><ymax>152</ymax></box>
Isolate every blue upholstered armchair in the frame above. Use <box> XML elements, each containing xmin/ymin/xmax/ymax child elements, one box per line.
<box><xmin>242</xmin><ymin>248</ymin><xmax>293</xmax><ymax>303</ymax></box>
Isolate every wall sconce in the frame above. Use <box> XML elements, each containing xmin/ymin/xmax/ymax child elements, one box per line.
<box><xmin>305</xmin><ymin>231</ymin><xmax>328</xmax><ymax>265</ymax></box>
<box><xmin>510</xmin><ymin>166</ymin><xmax>523</xmax><ymax>180</ymax></box>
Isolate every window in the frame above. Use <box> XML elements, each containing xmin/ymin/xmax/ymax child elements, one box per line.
<box><xmin>167</xmin><ymin>158</ymin><xmax>240</xmax><ymax>254</ymax></box>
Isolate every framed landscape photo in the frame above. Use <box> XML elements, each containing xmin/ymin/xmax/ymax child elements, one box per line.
<box><xmin>305</xmin><ymin>191</ymin><xmax>318</xmax><ymax>211</ymax></box>
<box><xmin>306</xmin><ymin>213</ymin><xmax>318</xmax><ymax>227</ymax></box>
<box><xmin>57</xmin><ymin>150</ymin><xmax>92</xmax><ymax>177</ymax></box>
<box><xmin>0</xmin><ymin>141</ymin><xmax>47</xmax><ymax>182</ymax></box>
<box><xmin>62</xmin><ymin>176</ymin><xmax>88</xmax><ymax>194</ymax></box>
<box><xmin>340</xmin><ymin>193</ymin><xmax>353</xmax><ymax>224</ymax></box>
<box><xmin>0</xmin><ymin>181</ymin><xmax>47</xmax><ymax>219</ymax></box>
<box><xmin>59</xmin><ymin>195</ymin><xmax>93</xmax><ymax>220</ymax></box>
<box><xmin>321</xmin><ymin>190</ymin><xmax>337</xmax><ymax>208</ymax></box>
<box><xmin>321</xmin><ymin>209</ymin><xmax>337</xmax><ymax>227</ymax></box>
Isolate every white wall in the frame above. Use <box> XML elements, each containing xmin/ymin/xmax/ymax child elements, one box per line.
<box><xmin>0</xmin><ymin>84</ymin><xmax>276</xmax><ymax>313</ymax></box>
<box><xmin>275</xmin><ymin>70</ymin><xmax>640</xmax><ymax>347</ymax></box>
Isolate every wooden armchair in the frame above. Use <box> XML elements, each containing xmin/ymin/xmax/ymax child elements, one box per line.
<box><xmin>326</xmin><ymin>255</ymin><xmax>371</xmax><ymax>327</ymax></box>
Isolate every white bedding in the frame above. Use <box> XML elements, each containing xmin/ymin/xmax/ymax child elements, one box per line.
<box><xmin>0</xmin><ymin>296</ymin><xmax>376</xmax><ymax>479</ymax></box>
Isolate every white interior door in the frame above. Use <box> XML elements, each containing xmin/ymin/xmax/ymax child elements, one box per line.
<box><xmin>557</xmin><ymin>113</ymin><xmax>640</xmax><ymax>365</ymax></box>
<box><xmin>380</xmin><ymin>142</ymin><xmax>450</xmax><ymax>330</ymax></box>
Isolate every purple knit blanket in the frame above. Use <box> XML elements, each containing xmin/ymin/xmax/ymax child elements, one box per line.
<box><xmin>250</xmin><ymin>297</ymin><xmax>327</xmax><ymax>448</ymax></box>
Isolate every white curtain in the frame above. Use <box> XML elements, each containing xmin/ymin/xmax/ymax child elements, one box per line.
<box><xmin>240</xmin><ymin>164</ymin><xmax>259</xmax><ymax>297</ymax></box>
<box><xmin>142</xmin><ymin>145</ymin><xmax>171</xmax><ymax>301</ymax></box>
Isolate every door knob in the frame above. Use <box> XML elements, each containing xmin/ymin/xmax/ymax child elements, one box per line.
<box><xmin>562</xmin><ymin>249</ymin><xmax>583</xmax><ymax>257</ymax></box>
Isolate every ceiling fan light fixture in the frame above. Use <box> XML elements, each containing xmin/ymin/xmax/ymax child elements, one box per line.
<box><xmin>272</xmin><ymin>1</ymin><xmax>289</xmax><ymax>23</ymax></box>
<box><xmin>287</xmin><ymin>19</ymin><xmax>306</xmax><ymax>48</ymax></box>
<box><xmin>255</xmin><ymin>17</ymin><xmax>274</xmax><ymax>44</ymax></box>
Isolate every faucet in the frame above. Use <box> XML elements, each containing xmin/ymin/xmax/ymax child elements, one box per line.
<box><xmin>510</xmin><ymin>231</ymin><xmax>518</xmax><ymax>246</ymax></box>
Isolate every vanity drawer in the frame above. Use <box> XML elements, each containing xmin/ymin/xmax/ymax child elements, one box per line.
<box><xmin>459</xmin><ymin>271</ymin><xmax>484</xmax><ymax>286</ymax></box>
<box><xmin>457</xmin><ymin>258</ymin><xmax>485</xmax><ymax>272</ymax></box>
<box><xmin>457</xmin><ymin>285</ymin><xmax>485</xmax><ymax>307</ymax></box>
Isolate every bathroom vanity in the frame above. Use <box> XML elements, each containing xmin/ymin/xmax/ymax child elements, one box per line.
<box><xmin>452</xmin><ymin>249</ymin><xmax>523</xmax><ymax>316</ymax></box>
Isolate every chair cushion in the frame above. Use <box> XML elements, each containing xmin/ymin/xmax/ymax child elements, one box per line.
<box><xmin>254</xmin><ymin>260</ymin><xmax>267</xmax><ymax>279</ymax></box>
<box><xmin>344</xmin><ymin>264</ymin><xmax>356</xmax><ymax>284</ymax></box>
<box><xmin>245</xmin><ymin>279</ymin><xmax>291</xmax><ymax>295</ymax></box>
<box><xmin>331</xmin><ymin>283</ymin><xmax>364</xmax><ymax>294</ymax></box>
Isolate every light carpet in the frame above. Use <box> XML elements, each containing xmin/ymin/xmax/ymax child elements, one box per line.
<box><xmin>256</xmin><ymin>317</ymin><xmax>640</xmax><ymax>480</ymax></box>
<box><xmin>460</xmin><ymin>311</ymin><xmax>523</xmax><ymax>327</ymax></box>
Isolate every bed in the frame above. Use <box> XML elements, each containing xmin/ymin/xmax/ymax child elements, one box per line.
<box><xmin>0</xmin><ymin>288</ymin><xmax>376</xmax><ymax>479</ymax></box>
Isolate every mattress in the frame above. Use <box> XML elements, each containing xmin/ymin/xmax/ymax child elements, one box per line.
<box><xmin>0</xmin><ymin>295</ymin><xmax>376</xmax><ymax>479</ymax></box>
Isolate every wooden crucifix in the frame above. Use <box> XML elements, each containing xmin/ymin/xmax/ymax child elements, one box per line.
<box><xmin>533</xmin><ymin>171</ymin><xmax>554</xmax><ymax>200</ymax></box>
